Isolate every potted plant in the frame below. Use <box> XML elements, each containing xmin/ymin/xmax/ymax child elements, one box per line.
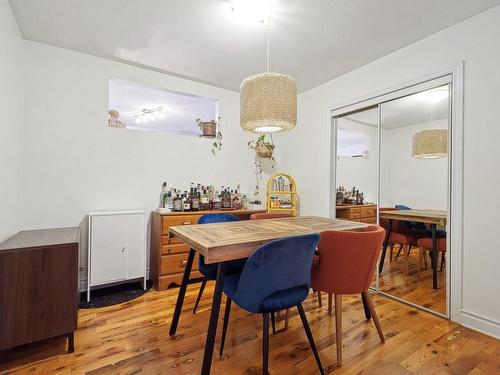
<box><xmin>248</xmin><ymin>134</ymin><xmax>275</xmax><ymax>159</ymax></box>
<box><xmin>196</xmin><ymin>117</ymin><xmax>222</xmax><ymax>155</ymax></box>
<box><xmin>196</xmin><ymin>118</ymin><xmax>217</xmax><ymax>137</ymax></box>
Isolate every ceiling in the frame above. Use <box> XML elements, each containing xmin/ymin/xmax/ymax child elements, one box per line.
<box><xmin>341</xmin><ymin>86</ymin><xmax>449</xmax><ymax>129</ymax></box>
<box><xmin>109</xmin><ymin>79</ymin><xmax>217</xmax><ymax>134</ymax></box>
<box><xmin>9</xmin><ymin>0</ymin><xmax>500</xmax><ymax>92</ymax></box>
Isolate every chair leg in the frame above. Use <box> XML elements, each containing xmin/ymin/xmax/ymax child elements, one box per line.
<box><xmin>335</xmin><ymin>294</ymin><xmax>342</xmax><ymax>367</ymax></box>
<box><xmin>362</xmin><ymin>291</ymin><xmax>385</xmax><ymax>343</ymax></box>
<box><xmin>418</xmin><ymin>247</ymin><xmax>423</xmax><ymax>279</ymax></box>
<box><xmin>193</xmin><ymin>277</ymin><xmax>207</xmax><ymax>314</ymax></box>
<box><xmin>440</xmin><ymin>253</ymin><xmax>445</xmax><ymax>271</ymax></box>
<box><xmin>297</xmin><ymin>303</ymin><xmax>324</xmax><ymax>375</ymax></box>
<box><xmin>361</xmin><ymin>293</ymin><xmax>371</xmax><ymax>321</ymax></box>
<box><xmin>284</xmin><ymin>308</ymin><xmax>290</xmax><ymax>330</ymax></box>
<box><xmin>219</xmin><ymin>296</ymin><xmax>232</xmax><ymax>356</ymax></box>
<box><xmin>317</xmin><ymin>290</ymin><xmax>322</xmax><ymax>308</ymax></box>
<box><xmin>394</xmin><ymin>244</ymin><xmax>403</xmax><ymax>261</ymax></box>
<box><xmin>262</xmin><ymin>313</ymin><xmax>270</xmax><ymax>375</ymax></box>
<box><xmin>328</xmin><ymin>293</ymin><xmax>333</xmax><ymax>315</ymax></box>
<box><xmin>271</xmin><ymin>312</ymin><xmax>276</xmax><ymax>335</ymax></box>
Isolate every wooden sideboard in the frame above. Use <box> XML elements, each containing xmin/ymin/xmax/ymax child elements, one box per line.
<box><xmin>336</xmin><ymin>203</ymin><xmax>377</xmax><ymax>224</ymax></box>
<box><xmin>150</xmin><ymin>209</ymin><xmax>265</xmax><ymax>290</ymax></box>
<box><xmin>0</xmin><ymin>227</ymin><xmax>79</xmax><ymax>353</ymax></box>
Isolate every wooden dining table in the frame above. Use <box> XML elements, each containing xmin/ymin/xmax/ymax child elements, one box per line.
<box><xmin>378</xmin><ymin>209</ymin><xmax>447</xmax><ymax>290</ymax></box>
<box><xmin>168</xmin><ymin>216</ymin><xmax>369</xmax><ymax>375</ymax></box>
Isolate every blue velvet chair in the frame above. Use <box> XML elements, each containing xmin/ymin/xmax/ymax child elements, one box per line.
<box><xmin>219</xmin><ymin>234</ymin><xmax>324</xmax><ymax>375</ymax></box>
<box><xmin>192</xmin><ymin>213</ymin><xmax>247</xmax><ymax>313</ymax></box>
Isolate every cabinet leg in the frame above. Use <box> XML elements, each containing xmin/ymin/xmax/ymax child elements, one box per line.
<box><xmin>68</xmin><ymin>332</ymin><xmax>74</xmax><ymax>353</ymax></box>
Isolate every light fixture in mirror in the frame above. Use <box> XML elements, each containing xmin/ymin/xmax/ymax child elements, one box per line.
<box><xmin>412</xmin><ymin>129</ymin><xmax>448</xmax><ymax>159</ymax></box>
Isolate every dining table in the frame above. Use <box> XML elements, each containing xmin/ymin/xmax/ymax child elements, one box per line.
<box><xmin>168</xmin><ymin>215</ymin><xmax>369</xmax><ymax>375</ymax></box>
<box><xmin>378</xmin><ymin>209</ymin><xmax>447</xmax><ymax>289</ymax></box>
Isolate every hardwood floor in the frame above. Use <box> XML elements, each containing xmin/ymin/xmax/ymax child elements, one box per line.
<box><xmin>1</xmin><ymin>282</ymin><xmax>498</xmax><ymax>375</ymax></box>
<box><xmin>376</xmin><ymin>247</ymin><xmax>446</xmax><ymax>314</ymax></box>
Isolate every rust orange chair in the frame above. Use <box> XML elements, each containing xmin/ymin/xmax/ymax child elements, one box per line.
<box><xmin>311</xmin><ymin>225</ymin><xmax>386</xmax><ymax>366</ymax></box>
<box><xmin>417</xmin><ymin>237</ymin><xmax>447</xmax><ymax>279</ymax></box>
<box><xmin>250</xmin><ymin>212</ymin><xmax>293</xmax><ymax>331</ymax></box>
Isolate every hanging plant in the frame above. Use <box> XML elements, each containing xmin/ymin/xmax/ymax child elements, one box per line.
<box><xmin>196</xmin><ymin>117</ymin><xmax>222</xmax><ymax>155</ymax></box>
<box><xmin>248</xmin><ymin>134</ymin><xmax>276</xmax><ymax>196</ymax></box>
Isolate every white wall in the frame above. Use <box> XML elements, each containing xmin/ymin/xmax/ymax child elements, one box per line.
<box><xmin>282</xmin><ymin>6</ymin><xmax>500</xmax><ymax>335</ymax></box>
<box><xmin>21</xmin><ymin>41</ymin><xmax>273</xmax><ymax>284</ymax></box>
<box><xmin>0</xmin><ymin>0</ymin><xmax>23</xmax><ymax>242</ymax></box>
<box><xmin>381</xmin><ymin>119</ymin><xmax>448</xmax><ymax>210</ymax></box>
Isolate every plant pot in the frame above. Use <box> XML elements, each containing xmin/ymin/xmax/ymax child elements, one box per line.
<box><xmin>255</xmin><ymin>143</ymin><xmax>275</xmax><ymax>159</ymax></box>
<box><xmin>200</xmin><ymin>121</ymin><xmax>217</xmax><ymax>137</ymax></box>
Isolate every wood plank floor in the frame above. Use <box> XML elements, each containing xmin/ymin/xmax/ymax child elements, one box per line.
<box><xmin>377</xmin><ymin>249</ymin><xmax>446</xmax><ymax>314</ymax></box>
<box><xmin>1</xmin><ymin>282</ymin><xmax>498</xmax><ymax>375</ymax></box>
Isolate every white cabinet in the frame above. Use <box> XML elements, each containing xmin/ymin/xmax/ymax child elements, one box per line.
<box><xmin>87</xmin><ymin>211</ymin><xmax>146</xmax><ymax>301</ymax></box>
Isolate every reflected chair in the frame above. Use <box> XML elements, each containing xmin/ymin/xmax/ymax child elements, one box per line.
<box><xmin>192</xmin><ymin>213</ymin><xmax>246</xmax><ymax>314</ymax></box>
<box><xmin>417</xmin><ymin>237</ymin><xmax>447</xmax><ymax>279</ymax></box>
<box><xmin>250</xmin><ymin>212</ymin><xmax>294</xmax><ymax>331</ymax></box>
<box><xmin>311</xmin><ymin>225</ymin><xmax>386</xmax><ymax>366</ymax></box>
<box><xmin>219</xmin><ymin>234</ymin><xmax>324</xmax><ymax>375</ymax></box>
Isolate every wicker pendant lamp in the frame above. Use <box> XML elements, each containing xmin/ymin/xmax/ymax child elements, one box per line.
<box><xmin>412</xmin><ymin>129</ymin><xmax>448</xmax><ymax>159</ymax></box>
<box><xmin>240</xmin><ymin>18</ymin><xmax>297</xmax><ymax>133</ymax></box>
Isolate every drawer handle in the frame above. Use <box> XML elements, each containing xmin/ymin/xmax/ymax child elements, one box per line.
<box><xmin>183</xmin><ymin>221</ymin><xmax>192</xmax><ymax>225</ymax></box>
<box><xmin>181</xmin><ymin>260</ymin><xmax>188</xmax><ymax>266</ymax></box>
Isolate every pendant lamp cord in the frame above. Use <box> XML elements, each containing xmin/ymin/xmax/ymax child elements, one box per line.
<box><xmin>266</xmin><ymin>16</ymin><xmax>270</xmax><ymax>72</ymax></box>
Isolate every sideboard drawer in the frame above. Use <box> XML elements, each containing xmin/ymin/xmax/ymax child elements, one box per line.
<box><xmin>161</xmin><ymin>243</ymin><xmax>190</xmax><ymax>255</ymax></box>
<box><xmin>160</xmin><ymin>253</ymin><xmax>199</xmax><ymax>275</ymax></box>
<box><xmin>162</xmin><ymin>215</ymin><xmax>201</xmax><ymax>234</ymax></box>
<box><xmin>360</xmin><ymin>206</ymin><xmax>376</xmax><ymax>218</ymax></box>
<box><xmin>349</xmin><ymin>211</ymin><xmax>361</xmax><ymax>219</ymax></box>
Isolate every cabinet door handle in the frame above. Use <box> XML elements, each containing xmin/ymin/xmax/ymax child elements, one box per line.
<box><xmin>181</xmin><ymin>260</ymin><xmax>187</xmax><ymax>266</ymax></box>
<box><xmin>183</xmin><ymin>221</ymin><xmax>192</xmax><ymax>225</ymax></box>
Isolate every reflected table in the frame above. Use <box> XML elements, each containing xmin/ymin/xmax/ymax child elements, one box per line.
<box><xmin>378</xmin><ymin>209</ymin><xmax>447</xmax><ymax>289</ymax></box>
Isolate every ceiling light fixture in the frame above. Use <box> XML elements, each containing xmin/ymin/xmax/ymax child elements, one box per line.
<box><xmin>239</xmin><ymin>8</ymin><xmax>297</xmax><ymax>133</ymax></box>
<box><xmin>412</xmin><ymin>129</ymin><xmax>448</xmax><ymax>159</ymax></box>
<box><xmin>229</xmin><ymin>0</ymin><xmax>272</xmax><ymax>23</ymax></box>
<box><xmin>133</xmin><ymin>107</ymin><xmax>165</xmax><ymax>124</ymax></box>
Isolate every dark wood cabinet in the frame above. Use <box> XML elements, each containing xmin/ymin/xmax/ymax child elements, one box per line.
<box><xmin>0</xmin><ymin>227</ymin><xmax>80</xmax><ymax>353</ymax></box>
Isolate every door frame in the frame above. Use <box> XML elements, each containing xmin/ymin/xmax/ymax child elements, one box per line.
<box><xmin>329</xmin><ymin>62</ymin><xmax>464</xmax><ymax>323</ymax></box>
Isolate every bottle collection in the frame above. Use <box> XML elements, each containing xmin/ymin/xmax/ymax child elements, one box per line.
<box><xmin>269</xmin><ymin>175</ymin><xmax>293</xmax><ymax>209</ymax></box>
<box><xmin>336</xmin><ymin>186</ymin><xmax>365</xmax><ymax>206</ymax></box>
<box><xmin>159</xmin><ymin>182</ymin><xmax>247</xmax><ymax>212</ymax></box>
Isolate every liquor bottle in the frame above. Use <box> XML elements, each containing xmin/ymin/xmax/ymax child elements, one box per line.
<box><xmin>232</xmin><ymin>189</ymin><xmax>241</xmax><ymax>209</ymax></box>
<box><xmin>182</xmin><ymin>191</ymin><xmax>191</xmax><ymax>211</ymax></box>
<box><xmin>165</xmin><ymin>191</ymin><xmax>173</xmax><ymax>212</ymax></box>
<box><xmin>208</xmin><ymin>187</ymin><xmax>214</xmax><ymax>210</ymax></box>
<box><xmin>173</xmin><ymin>192</ymin><xmax>183</xmax><ymax>212</ymax></box>
<box><xmin>222</xmin><ymin>189</ymin><xmax>232</xmax><ymax>209</ymax></box>
<box><xmin>190</xmin><ymin>188</ymin><xmax>200</xmax><ymax>211</ymax></box>
<box><xmin>356</xmin><ymin>190</ymin><xmax>361</xmax><ymax>205</ymax></box>
<box><xmin>200</xmin><ymin>189</ymin><xmax>210</xmax><ymax>210</ymax></box>
<box><xmin>213</xmin><ymin>191</ymin><xmax>222</xmax><ymax>210</ymax></box>
<box><xmin>159</xmin><ymin>182</ymin><xmax>168</xmax><ymax>208</ymax></box>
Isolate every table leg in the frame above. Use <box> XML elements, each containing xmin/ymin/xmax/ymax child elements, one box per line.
<box><xmin>201</xmin><ymin>262</ymin><xmax>227</xmax><ymax>375</ymax></box>
<box><xmin>431</xmin><ymin>224</ymin><xmax>438</xmax><ymax>290</ymax></box>
<box><xmin>169</xmin><ymin>248</ymin><xmax>195</xmax><ymax>336</ymax></box>
<box><xmin>379</xmin><ymin>219</ymin><xmax>393</xmax><ymax>273</ymax></box>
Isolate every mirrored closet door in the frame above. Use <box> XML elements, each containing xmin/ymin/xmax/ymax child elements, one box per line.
<box><xmin>332</xmin><ymin>77</ymin><xmax>451</xmax><ymax>317</ymax></box>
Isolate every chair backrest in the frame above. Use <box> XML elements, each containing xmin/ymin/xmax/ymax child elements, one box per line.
<box><xmin>395</xmin><ymin>204</ymin><xmax>426</xmax><ymax>230</ymax></box>
<box><xmin>312</xmin><ymin>226</ymin><xmax>385</xmax><ymax>294</ymax></box>
<box><xmin>250</xmin><ymin>213</ymin><xmax>293</xmax><ymax>220</ymax></box>
<box><xmin>198</xmin><ymin>214</ymin><xmax>240</xmax><ymax>270</ymax></box>
<box><xmin>198</xmin><ymin>213</ymin><xmax>240</xmax><ymax>224</ymax></box>
<box><xmin>232</xmin><ymin>233</ymin><xmax>320</xmax><ymax>313</ymax></box>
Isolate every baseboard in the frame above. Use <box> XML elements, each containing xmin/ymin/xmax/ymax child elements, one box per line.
<box><xmin>461</xmin><ymin>309</ymin><xmax>500</xmax><ymax>339</ymax></box>
<box><xmin>80</xmin><ymin>267</ymin><xmax>150</xmax><ymax>292</ymax></box>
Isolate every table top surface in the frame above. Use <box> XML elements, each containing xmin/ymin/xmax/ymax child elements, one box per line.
<box><xmin>379</xmin><ymin>209</ymin><xmax>447</xmax><ymax>225</ymax></box>
<box><xmin>0</xmin><ymin>227</ymin><xmax>80</xmax><ymax>252</ymax></box>
<box><xmin>169</xmin><ymin>216</ymin><xmax>369</xmax><ymax>264</ymax></box>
